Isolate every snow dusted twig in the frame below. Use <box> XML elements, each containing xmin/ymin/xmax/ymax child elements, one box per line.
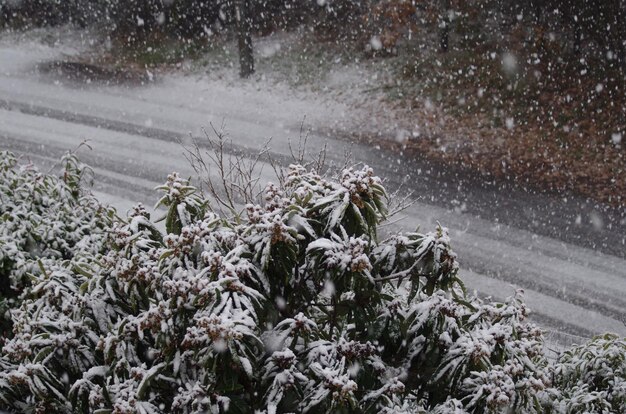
<box><xmin>182</xmin><ymin>123</ymin><xmax>273</xmax><ymax>218</ymax></box>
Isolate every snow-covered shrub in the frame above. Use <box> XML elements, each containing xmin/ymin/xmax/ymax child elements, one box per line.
<box><xmin>549</xmin><ymin>333</ymin><xmax>626</xmax><ymax>413</ymax></box>
<box><xmin>0</xmin><ymin>157</ymin><xmax>622</xmax><ymax>413</ymax></box>
<box><xmin>0</xmin><ymin>151</ymin><xmax>116</xmax><ymax>338</ymax></box>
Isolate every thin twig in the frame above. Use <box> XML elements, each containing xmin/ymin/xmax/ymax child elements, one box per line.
<box><xmin>374</xmin><ymin>260</ymin><xmax>428</xmax><ymax>282</ymax></box>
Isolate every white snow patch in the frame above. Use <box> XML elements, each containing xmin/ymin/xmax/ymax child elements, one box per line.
<box><xmin>611</xmin><ymin>132</ymin><xmax>622</xmax><ymax>146</ymax></box>
<box><xmin>258</xmin><ymin>41</ymin><xmax>282</xmax><ymax>58</ymax></box>
<box><xmin>370</xmin><ymin>36</ymin><xmax>383</xmax><ymax>51</ymax></box>
<box><xmin>505</xmin><ymin>118</ymin><xmax>515</xmax><ymax>130</ymax></box>
<box><xmin>589</xmin><ymin>211</ymin><xmax>604</xmax><ymax>232</ymax></box>
<box><xmin>502</xmin><ymin>53</ymin><xmax>518</xmax><ymax>74</ymax></box>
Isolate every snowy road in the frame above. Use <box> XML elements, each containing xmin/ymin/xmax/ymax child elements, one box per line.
<box><xmin>1</xmin><ymin>39</ymin><xmax>625</xmax><ymax>344</ymax></box>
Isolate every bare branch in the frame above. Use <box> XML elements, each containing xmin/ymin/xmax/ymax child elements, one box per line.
<box><xmin>180</xmin><ymin>122</ymin><xmax>284</xmax><ymax>220</ymax></box>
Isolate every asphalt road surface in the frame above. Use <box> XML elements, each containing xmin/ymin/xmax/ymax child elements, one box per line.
<box><xmin>1</xmin><ymin>40</ymin><xmax>625</xmax><ymax>347</ymax></box>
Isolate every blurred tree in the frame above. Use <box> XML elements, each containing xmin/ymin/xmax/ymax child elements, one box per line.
<box><xmin>236</xmin><ymin>0</ymin><xmax>255</xmax><ymax>77</ymax></box>
<box><xmin>167</xmin><ymin>0</ymin><xmax>227</xmax><ymax>38</ymax></box>
<box><xmin>3</xmin><ymin>0</ymin><xmax>625</xmax><ymax>76</ymax></box>
<box><xmin>439</xmin><ymin>0</ymin><xmax>450</xmax><ymax>52</ymax></box>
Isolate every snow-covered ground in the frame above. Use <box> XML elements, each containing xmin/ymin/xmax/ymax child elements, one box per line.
<box><xmin>1</xmin><ymin>29</ymin><xmax>624</xmax><ymax>344</ymax></box>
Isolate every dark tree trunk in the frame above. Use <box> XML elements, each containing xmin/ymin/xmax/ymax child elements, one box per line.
<box><xmin>440</xmin><ymin>0</ymin><xmax>450</xmax><ymax>53</ymax></box>
<box><xmin>236</xmin><ymin>0</ymin><xmax>254</xmax><ymax>78</ymax></box>
<box><xmin>611</xmin><ymin>0</ymin><xmax>626</xmax><ymax>65</ymax></box>
<box><xmin>573</xmin><ymin>21</ymin><xmax>582</xmax><ymax>55</ymax></box>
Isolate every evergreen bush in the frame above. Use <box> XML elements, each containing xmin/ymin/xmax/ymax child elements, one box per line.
<box><xmin>0</xmin><ymin>151</ymin><xmax>115</xmax><ymax>339</ymax></box>
<box><xmin>0</xmin><ymin>151</ymin><xmax>623</xmax><ymax>413</ymax></box>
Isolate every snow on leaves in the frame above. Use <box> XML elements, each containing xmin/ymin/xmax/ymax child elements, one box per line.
<box><xmin>0</xmin><ymin>152</ymin><xmax>623</xmax><ymax>413</ymax></box>
<box><xmin>551</xmin><ymin>334</ymin><xmax>626</xmax><ymax>413</ymax></box>
<box><xmin>0</xmin><ymin>151</ymin><xmax>115</xmax><ymax>335</ymax></box>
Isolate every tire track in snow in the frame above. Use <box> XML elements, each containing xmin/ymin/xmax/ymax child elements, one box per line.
<box><xmin>2</xmin><ymin>72</ymin><xmax>626</xmax><ymax>340</ymax></box>
<box><xmin>2</xmin><ymin>110</ymin><xmax>626</xmax><ymax>340</ymax></box>
<box><xmin>1</xmin><ymin>88</ymin><xmax>624</xmax><ymax>260</ymax></box>
<box><xmin>9</xmin><ymin>137</ymin><xmax>623</xmax><ymax>339</ymax></box>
